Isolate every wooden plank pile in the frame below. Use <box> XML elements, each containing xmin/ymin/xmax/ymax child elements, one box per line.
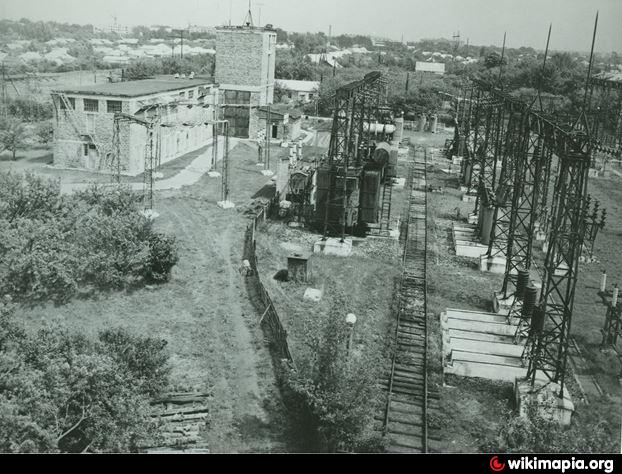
<box><xmin>143</xmin><ymin>392</ymin><xmax>211</xmax><ymax>453</ymax></box>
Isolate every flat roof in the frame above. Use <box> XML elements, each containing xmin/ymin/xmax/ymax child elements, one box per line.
<box><xmin>53</xmin><ymin>78</ymin><xmax>214</xmax><ymax>98</ymax></box>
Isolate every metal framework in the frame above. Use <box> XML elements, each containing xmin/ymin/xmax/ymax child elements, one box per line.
<box><xmin>455</xmin><ymin>76</ymin><xmax>606</xmax><ymax>397</ymax></box>
<box><xmin>320</xmin><ymin>71</ymin><xmax>388</xmax><ymax>239</ymax></box>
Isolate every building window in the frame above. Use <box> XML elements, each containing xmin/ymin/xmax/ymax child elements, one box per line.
<box><xmin>107</xmin><ymin>100</ymin><xmax>122</xmax><ymax>114</ymax></box>
<box><xmin>83</xmin><ymin>144</ymin><xmax>89</xmax><ymax>156</ymax></box>
<box><xmin>188</xmin><ymin>90</ymin><xmax>195</xmax><ymax>99</ymax></box>
<box><xmin>179</xmin><ymin>91</ymin><xmax>186</xmax><ymax>99</ymax></box>
<box><xmin>224</xmin><ymin>90</ymin><xmax>250</xmax><ymax>105</ymax></box>
<box><xmin>84</xmin><ymin>99</ymin><xmax>99</xmax><ymax>113</ymax></box>
<box><xmin>60</xmin><ymin>97</ymin><xmax>75</xmax><ymax>110</ymax></box>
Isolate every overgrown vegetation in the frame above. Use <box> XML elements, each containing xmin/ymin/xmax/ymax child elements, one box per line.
<box><xmin>0</xmin><ymin>173</ymin><xmax>179</xmax><ymax>304</ymax></box>
<box><xmin>482</xmin><ymin>403</ymin><xmax>618</xmax><ymax>453</ymax></box>
<box><xmin>281</xmin><ymin>292</ymin><xmax>385</xmax><ymax>453</ymax></box>
<box><xmin>0</xmin><ymin>298</ymin><xmax>170</xmax><ymax>453</ymax></box>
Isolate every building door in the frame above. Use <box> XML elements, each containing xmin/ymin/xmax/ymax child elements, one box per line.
<box><xmin>87</xmin><ymin>145</ymin><xmax>98</xmax><ymax>170</ymax></box>
<box><xmin>272</xmin><ymin>124</ymin><xmax>278</xmax><ymax>139</ymax></box>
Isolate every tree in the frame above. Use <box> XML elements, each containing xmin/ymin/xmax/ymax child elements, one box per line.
<box><xmin>0</xmin><ymin>300</ymin><xmax>170</xmax><ymax>453</ymax></box>
<box><xmin>35</xmin><ymin>121</ymin><xmax>53</xmax><ymax>145</ymax></box>
<box><xmin>282</xmin><ymin>293</ymin><xmax>384</xmax><ymax>452</ymax></box>
<box><xmin>484</xmin><ymin>52</ymin><xmax>507</xmax><ymax>69</ymax></box>
<box><xmin>0</xmin><ymin>121</ymin><xmax>28</xmax><ymax>160</ymax></box>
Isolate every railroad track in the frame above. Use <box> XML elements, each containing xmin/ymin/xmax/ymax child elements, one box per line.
<box><xmin>380</xmin><ymin>145</ymin><xmax>433</xmax><ymax>453</ymax></box>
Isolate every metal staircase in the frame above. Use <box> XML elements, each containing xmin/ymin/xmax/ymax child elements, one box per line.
<box><xmin>379</xmin><ymin>179</ymin><xmax>393</xmax><ymax>236</ymax></box>
<box><xmin>54</xmin><ymin>92</ymin><xmax>110</xmax><ymax>166</ymax></box>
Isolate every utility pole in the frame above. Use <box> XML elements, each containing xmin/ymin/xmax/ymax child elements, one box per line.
<box><xmin>170</xmin><ymin>29</ymin><xmax>188</xmax><ymax>59</ymax></box>
<box><xmin>265</xmin><ymin>105</ymin><xmax>271</xmax><ymax>172</ymax></box>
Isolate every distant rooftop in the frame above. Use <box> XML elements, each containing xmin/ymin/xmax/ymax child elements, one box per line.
<box><xmin>53</xmin><ymin>78</ymin><xmax>214</xmax><ymax>98</ymax></box>
<box><xmin>217</xmin><ymin>24</ymin><xmax>276</xmax><ymax>33</ymax></box>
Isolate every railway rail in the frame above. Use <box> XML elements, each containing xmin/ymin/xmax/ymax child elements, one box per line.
<box><xmin>380</xmin><ymin>145</ymin><xmax>434</xmax><ymax>453</ymax></box>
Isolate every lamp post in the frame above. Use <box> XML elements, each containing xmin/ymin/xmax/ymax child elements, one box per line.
<box><xmin>345</xmin><ymin>313</ymin><xmax>357</xmax><ymax>354</ymax></box>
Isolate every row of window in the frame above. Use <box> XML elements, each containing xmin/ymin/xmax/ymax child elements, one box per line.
<box><xmin>60</xmin><ymin>97</ymin><xmax>122</xmax><ymax>114</ymax></box>
<box><xmin>61</xmin><ymin>88</ymin><xmax>200</xmax><ymax>114</ymax></box>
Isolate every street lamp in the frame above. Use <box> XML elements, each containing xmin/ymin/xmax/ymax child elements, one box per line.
<box><xmin>345</xmin><ymin>313</ymin><xmax>357</xmax><ymax>352</ymax></box>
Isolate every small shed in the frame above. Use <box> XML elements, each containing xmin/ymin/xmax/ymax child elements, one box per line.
<box><xmin>287</xmin><ymin>251</ymin><xmax>312</xmax><ymax>282</ymax></box>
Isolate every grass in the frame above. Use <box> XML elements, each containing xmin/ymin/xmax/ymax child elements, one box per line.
<box><xmin>419</xmin><ymin>128</ymin><xmax>622</xmax><ymax>453</ymax></box>
<box><xmin>13</xmin><ymin>140</ymin><xmax>290</xmax><ymax>453</ymax></box>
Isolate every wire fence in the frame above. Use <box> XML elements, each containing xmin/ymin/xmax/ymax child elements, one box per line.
<box><xmin>243</xmin><ymin>199</ymin><xmax>294</xmax><ymax>364</ymax></box>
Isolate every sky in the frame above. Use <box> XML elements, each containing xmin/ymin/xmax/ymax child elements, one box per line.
<box><xmin>0</xmin><ymin>0</ymin><xmax>620</xmax><ymax>53</ymax></box>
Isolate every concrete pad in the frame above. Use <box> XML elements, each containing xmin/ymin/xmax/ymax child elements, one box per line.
<box><xmin>450</xmin><ymin>337</ymin><xmax>524</xmax><ymax>358</ymax></box>
<box><xmin>261</xmin><ymin>170</ymin><xmax>274</xmax><ymax>177</ymax></box>
<box><xmin>479</xmin><ymin>255</ymin><xmax>507</xmax><ymax>274</ymax></box>
<box><xmin>217</xmin><ymin>200</ymin><xmax>235</xmax><ymax>209</ymax></box>
<box><xmin>493</xmin><ymin>291</ymin><xmax>515</xmax><ymax>315</ymax></box>
<box><xmin>394</xmin><ymin>178</ymin><xmax>406</xmax><ymax>188</ymax></box>
<box><xmin>515</xmin><ymin>379</ymin><xmax>574</xmax><ymax>426</ymax></box>
<box><xmin>140</xmin><ymin>209</ymin><xmax>160</xmax><ymax>220</ymax></box>
<box><xmin>313</xmin><ymin>238</ymin><xmax>353</xmax><ymax>257</ymax></box>
<box><xmin>303</xmin><ymin>288</ymin><xmax>322</xmax><ymax>302</ymax></box>
<box><xmin>444</xmin><ymin>308</ymin><xmax>509</xmax><ymax>324</ymax></box>
<box><xmin>207</xmin><ymin>171</ymin><xmax>221</xmax><ymax>178</ymax></box>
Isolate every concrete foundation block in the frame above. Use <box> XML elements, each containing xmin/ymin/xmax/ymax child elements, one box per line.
<box><xmin>467</xmin><ymin>213</ymin><xmax>478</xmax><ymax>225</ymax></box>
<box><xmin>462</xmin><ymin>193</ymin><xmax>477</xmax><ymax>203</ymax></box>
<box><xmin>261</xmin><ymin>170</ymin><xmax>274</xmax><ymax>177</ymax></box>
<box><xmin>303</xmin><ymin>288</ymin><xmax>323</xmax><ymax>302</ymax></box>
<box><xmin>493</xmin><ymin>291</ymin><xmax>515</xmax><ymax>315</ymax></box>
<box><xmin>535</xmin><ymin>230</ymin><xmax>547</xmax><ymax>242</ymax></box>
<box><xmin>208</xmin><ymin>171</ymin><xmax>221</xmax><ymax>178</ymax></box>
<box><xmin>394</xmin><ymin>178</ymin><xmax>406</xmax><ymax>189</ymax></box>
<box><xmin>313</xmin><ymin>238</ymin><xmax>353</xmax><ymax>257</ymax></box>
<box><xmin>217</xmin><ymin>200</ymin><xmax>236</xmax><ymax>209</ymax></box>
<box><xmin>515</xmin><ymin>379</ymin><xmax>574</xmax><ymax>426</ymax></box>
<box><xmin>140</xmin><ymin>209</ymin><xmax>160</xmax><ymax>220</ymax></box>
<box><xmin>480</xmin><ymin>255</ymin><xmax>507</xmax><ymax>274</ymax></box>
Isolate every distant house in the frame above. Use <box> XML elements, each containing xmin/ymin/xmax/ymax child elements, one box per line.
<box><xmin>257</xmin><ymin>106</ymin><xmax>302</xmax><ymax>142</ymax></box>
<box><xmin>102</xmin><ymin>55</ymin><xmax>131</xmax><ymax>65</ymax></box>
<box><xmin>415</xmin><ymin>61</ymin><xmax>445</xmax><ymax>75</ymax></box>
<box><xmin>44</xmin><ymin>48</ymin><xmax>76</xmax><ymax>66</ymax></box>
<box><xmin>276</xmin><ymin>79</ymin><xmax>320</xmax><ymax>103</ymax></box>
<box><xmin>307</xmin><ymin>52</ymin><xmax>344</xmax><ymax>69</ymax></box>
<box><xmin>19</xmin><ymin>51</ymin><xmax>42</xmax><ymax>63</ymax></box>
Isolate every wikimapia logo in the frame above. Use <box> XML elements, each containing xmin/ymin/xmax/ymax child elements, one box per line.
<box><xmin>489</xmin><ymin>456</ymin><xmax>615</xmax><ymax>473</ymax></box>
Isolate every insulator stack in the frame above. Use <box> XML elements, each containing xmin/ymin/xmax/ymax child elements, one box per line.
<box><xmin>515</xmin><ymin>269</ymin><xmax>530</xmax><ymax>300</ymax></box>
<box><xmin>521</xmin><ymin>285</ymin><xmax>538</xmax><ymax>319</ymax></box>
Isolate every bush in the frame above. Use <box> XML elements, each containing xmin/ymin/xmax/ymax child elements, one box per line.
<box><xmin>282</xmin><ymin>293</ymin><xmax>384</xmax><ymax>452</ymax></box>
<box><xmin>145</xmin><ymin>233</ymin><xmax>179</xmax><ymax>284</ymax></box>
<box><xmin>0</xmin><ymin>173</ymin><xmax>179</xmax><ymax>304</ymax></box>
<box><xmin>482</xmin><ymin>403</ymin><xmax>618</xmax><ymax>453</ymax></box>
<box><xmin>0</xmin><ymin>302</ymin><xmax>170</xmax><ymax>453</ymax></box>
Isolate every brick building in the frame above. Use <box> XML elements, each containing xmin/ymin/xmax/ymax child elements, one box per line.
<box><xmin>51</xmin><ymin>78</ymin><xmax>218</xmax><ymax>175</ymax></box>
<box><xmin>215</xmin><ymin>25</ymin><xmax>276</xmax><ymax>139</ymax></box>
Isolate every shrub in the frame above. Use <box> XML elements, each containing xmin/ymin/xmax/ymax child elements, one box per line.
<box><xmin>0</xmin><ymin>302</ymin><xmax>170</xmax><ymax>453</ymax></box>
<box><xmin>282</xmin><ymin>293</ymin><xmax>384</xmax><ymax>452</ymax></box>
<box><xmin>0</xmin><ymin>172</ymin><xmax>179</xmax><ymax>304</ymax></box>
<box><xmin>145</xmin><ymin>233</ymin><xmax>179</xmax><ymax>284</ymax></box>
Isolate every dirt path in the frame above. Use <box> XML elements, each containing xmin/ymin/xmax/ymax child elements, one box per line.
<box><xmin>156</xmin><ymin>197</ymin><xmax>287</xmax><ymax>453</ymax></box>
